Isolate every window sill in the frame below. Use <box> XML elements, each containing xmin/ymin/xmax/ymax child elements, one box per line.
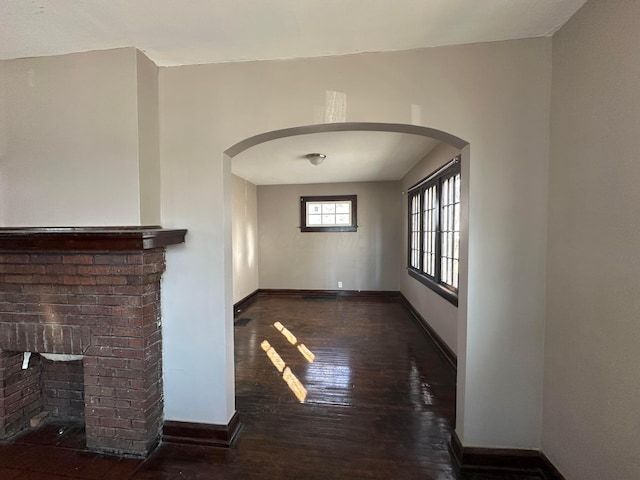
<box><xmin>300</xmin><ymin>226</ymin><xmax>357</xmax><ymax>233</ymax></box>
<box><xmin>407</xmin><ymin>269</ymin><xmax>458</xmax><ymax>307</ymax></box>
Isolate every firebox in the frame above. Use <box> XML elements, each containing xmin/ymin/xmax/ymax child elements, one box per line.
<box><xmin>0</xmin><ymin>227</ymin><xmax>186</xmax><ymax>457</ymax></box>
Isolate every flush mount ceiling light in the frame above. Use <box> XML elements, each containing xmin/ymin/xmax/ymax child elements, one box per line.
<box><xmin>306</xmin><ymin>153</ymin><xmax>326</xmax><ymax>166</ymax></box>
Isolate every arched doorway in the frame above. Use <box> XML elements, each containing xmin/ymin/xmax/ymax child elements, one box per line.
<box><xmin>225</xmin><ymin>120</ymin><xmax>470</xmax><ymax>430</ymax></box>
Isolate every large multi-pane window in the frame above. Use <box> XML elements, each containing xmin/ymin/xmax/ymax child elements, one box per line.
<box><xmin>407</xmin><ymin>157</ymin><xmax>461</xmax><ymax>305</ymax></box>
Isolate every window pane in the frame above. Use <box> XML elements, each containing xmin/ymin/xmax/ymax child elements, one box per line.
<box><xmin>442</xmin><ymin>205</ymin><xmax>448</xmax><ymax>230</ymax></box>
<box><xmin>454</xmin><ymin>232</ymin><xmax>460</xmax><ymax>258</ymax></box>
<box><xmin>442</xmin><ymin>180</ymin><xmax>449</xmax><ymax>207</ymax></box>
<box><xmin>335</xmin><ymin>203</ymin><xmax>350</xmax><ymax>214</ymax></box>
<box><xmin>336</xmin><ymin>214</ymin><xmax>350</xmax><ymax>225</ymax></box>
<box><xmin>308</xmin><ymin>203</ymin><xmax>322</xmax><ymax>215</ymax></box>
<box><xmin>441</xmin><ymin>257</ymin><xmax>448</xmax><ymax>284</ymax></box>
<box><xmin>308</xmin><ymin>215</ymin><xmax>322</xmax><ymax>225</ymax></box>
<box><xmin>453</xmin><ymin>260</ymin><xmax>459</xmax><ymax>289</ymax></box>
<box><xmin>451</xmin><ymin>232</ymin><xmax>456</xmax><ymax>257</ymax></box>
<box><xmin>322</xmin><ymin>203</ymin><xmax>335</xmax><ymax>214</ymax></box>
<box><xmin>322</xmin><ymin>214</ymin><xmax>335</xmax><ymax>225</ymax></box>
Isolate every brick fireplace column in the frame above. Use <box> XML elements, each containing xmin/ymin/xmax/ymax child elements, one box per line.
<box><xmin>0</xmin><ymin>227</ymin><xmax>186</xmax><ymax>457</ymax></box>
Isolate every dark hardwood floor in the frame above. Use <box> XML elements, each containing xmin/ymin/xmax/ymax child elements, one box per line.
<box><xmin>0</xmin><ymin>295</ymin><xmax>543</xmax><ymax>479</ymax></box>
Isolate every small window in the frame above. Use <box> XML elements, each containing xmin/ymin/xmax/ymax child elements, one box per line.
<box><xmin>300</xmin><ymin>195</ymin><xmax>357</xmax><ymax>232</ymax></box>
<box><xmin>407</xmin><ymin>157</ymin><xmax>461</xmax><ymax>305</ymax></box>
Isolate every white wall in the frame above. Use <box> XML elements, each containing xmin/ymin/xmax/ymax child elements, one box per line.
<box><xmin>159</xmin><ymin>37</ymin><xmax>551</xmax><ymax>448</ymax></box>
<box><xmin>0</xmin><ymin>63</ymin><xmax>5</xmax><ymax>226</ymax></box>
<box><xmin>232</xmin><ymin>174</ymin><xmax>259</xmax><ymax>303</ymax></box>
<box><xmin>543</xmin><ymin>1</ymin><xmax>640</xmax><ymax>478</ymax></box>
<box><xmin>400</xmin><ymin>143</ymin><xmax>461</xmax><ymax>354</ymax></box>
<box><xmin>257</xmin><ymin>181</ymin><xmax>400</xmax><ymax>291</ymax></box>
<box><xmin>137</xmin><ymin>50</ymin><xmax>162</xmax><ymax>226</ymax></box>
<box><xmin>0</xmin><ymin>48</ymin><xmax>143</xmax><ymax>226</ymax></box>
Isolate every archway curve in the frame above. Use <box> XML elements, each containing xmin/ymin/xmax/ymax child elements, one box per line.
<box><xmin>224</xmin><ymin>121</ymin><xmax>469</xmax><ymax>333</ymax></box>
<box><xmin>224</xmin><ymin>122</ymin><xmax>469</xmax><ymax>158</ymax></box>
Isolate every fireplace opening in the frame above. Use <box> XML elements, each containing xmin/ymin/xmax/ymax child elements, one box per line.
<box><xmin>41</xmin><ymin>356</ymin><xmax>85</xmax><ymax>421</ymax></box>
<box><xmin>0</xmin><ymin>352</ymin><xmax>85</xmax><ymax>434</ymax></box>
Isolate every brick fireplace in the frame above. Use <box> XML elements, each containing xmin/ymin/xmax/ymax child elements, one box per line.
<box><xmin>0</xmin><ymin>227</ymin><xmax>186</xmax><ymax>456</ymax></box>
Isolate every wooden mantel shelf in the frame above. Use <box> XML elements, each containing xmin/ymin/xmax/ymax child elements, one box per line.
<box><xmin>0</xmin><ymin>226</ymin><xmax>187</xmax><ymax>251</ymax></box>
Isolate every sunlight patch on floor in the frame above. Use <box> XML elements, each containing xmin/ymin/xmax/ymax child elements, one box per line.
<box><xmin>283</xmin><ymin>367</ymin><xmax>308</xmax><ymax>403</ymax></box>
<box><xmin>297</xmin><ymin>343</ymin><xmax>315</xmax><ymax>363</ymax></box>
<box><xmin>273</xmin><ymin>322</ymin><xmax>297</xmax><ymax>345</ymax></box>
<box><xmin>260</xmin><ymin>340</ymin><xmax>286</xmax><ymax>372</ymax></box>
<box><xmin>262</xmin><ymin>324</ymin><xmax>316</xmax><ymax>402</ymax></box>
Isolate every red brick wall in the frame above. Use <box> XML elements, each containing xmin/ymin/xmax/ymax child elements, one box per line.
<box><xmin>0</xmin><ymin>352</ymin><xmax>42</xmax><ymax>437</ymax></box>
<box><xmin>0</xmin><ymin>249</ymin><xmax>166</xmax><ymax>456</ymax></box>
<box><xmin>41</xmin><ymin>358</ymin><xmax>84</xmax><ymax>420</ymax></box>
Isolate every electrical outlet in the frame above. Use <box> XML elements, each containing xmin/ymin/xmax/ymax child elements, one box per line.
<box><xmin>338</xmin><ymin>281</ymin><xmax>343</xmax><ymax>288</ymax></box>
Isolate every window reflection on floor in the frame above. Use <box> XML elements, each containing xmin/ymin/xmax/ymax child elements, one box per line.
<box><xmin>409</xmin><ymin>357</ymin><xmax>434</xmax><ymax>406</ymax></box>
<box><xmin>297</xmin><ymin>343</ymin><xmax>315</xmax><ymax>363</ymax></box>
<box><xmin>261</xmin><ymin>324</ymin><xmax>315</xmax><ymax>403</ymax></box>
<box><xmin>283</xmin><ymin>367</ymin><xmax>307</xmax><ymax>403</ymax></box>
<box><xmin>273</xmin><ymin>321</ymin><xmax>298</xmax><ymax>345</ymax></box>
<box><xmin>261</xmin><ymin>340</ymin><xmax>286</xmax><ymax>372</ymax></box>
